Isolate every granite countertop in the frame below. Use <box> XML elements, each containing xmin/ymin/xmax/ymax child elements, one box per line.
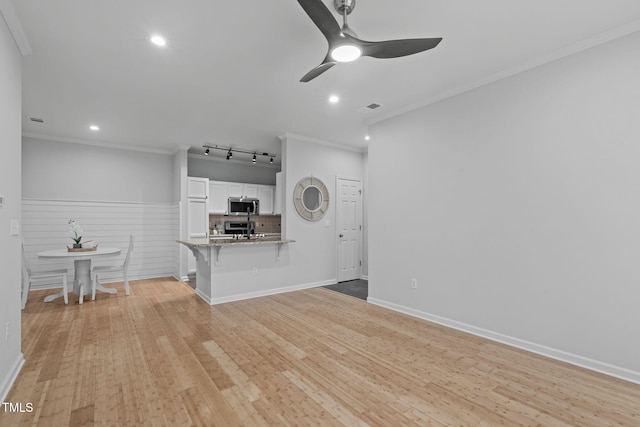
<box><xmin>177</xmin><ymin>237</ymin><xmax>295</xmax><ymax>248</ymax></box>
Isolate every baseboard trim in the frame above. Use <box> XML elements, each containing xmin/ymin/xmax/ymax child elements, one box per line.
<box><xmin>210</xmin><ymin>280</ymin><xmax>335</xmax><ymax>305</ymax></box>
<box><xmin>0</xmin><ymin>352</ymin><xmax>25</xmax><ymax>402</ymax></box>
<box><xmin>29</xmin><ymin>274</ymin><xmax>178</xmax><ymax>291</ymax></box>
<box><xmin>367</xmin><ymin>297</ymin><xmax>640</xmax><ymax>385</ymax></box>
<box><xmin>194</xmin><ymin>288</ymin><xmax>214</xmax><ymax>305</ymax></box>
<box><xmin>360</xmin><ymin>275</ymin><xmax>369</xmax><ymax>281</ymax></box>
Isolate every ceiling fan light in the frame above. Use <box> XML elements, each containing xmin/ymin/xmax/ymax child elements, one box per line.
<box><xmin>331</xmin><ymin>44</ymin><xmax>361</xmax><ymax>62</ymax></box>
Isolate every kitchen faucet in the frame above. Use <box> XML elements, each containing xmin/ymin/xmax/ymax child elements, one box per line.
<box><xmin>246</xmin><ymin>206</ymin><xmax>252</xmax><ymax>239</ymax></box>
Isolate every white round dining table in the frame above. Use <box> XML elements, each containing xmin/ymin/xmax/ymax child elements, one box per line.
<box><xmin>37</xmin><ymin>247</ymin><xmax>122</xmax><ymax>302</ymax></box>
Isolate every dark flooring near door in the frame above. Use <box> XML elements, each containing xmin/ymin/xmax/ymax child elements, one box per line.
<box><xmin>323</xmin><ymin>279</ymin><xmax>368</xmax><ymax>300</ymax></box>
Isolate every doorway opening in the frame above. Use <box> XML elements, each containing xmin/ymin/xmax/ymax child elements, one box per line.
<box><xmin>323</xmin><ymin>279</ymin><xmax>368</xmax><ymax>300</ymax></box>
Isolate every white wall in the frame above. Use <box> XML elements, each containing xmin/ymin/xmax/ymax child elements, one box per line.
<box><xmin>369</xmin><ymin>31</ymin><xmax>640</xmax><ymax>382</ymax></box>
<box><xmin>22</xmin><ymin>200</ymin><xmax>179</xmax><ymax>287</ymax></box>
<box><xmin>0</xmin><ymin>13</ymin><xmax>24</xmax><ymax>401</ymax></box>
<box><xmin>284</xmin><ymin>135</ymin><xmax>366</xmax><ymax>286</ymax></box>
<box><xmin>188</xmin><ymin>155</ymin><xmax>279</xmax><ymax>185</ymax></box>
<box><xmin>22</xmin><ymin>137</ymin><xmax>182</xmax><ymax>280</ymax></box>
<box><xmin>173</xmin><ymin>147</ymin><xmax>189</xmax><ymax>279</ymax></box>
<box><xmin>362</xmin><ymin>150</ymin><xmax>369</xmax><ymax>278</ymax></box>
<box><xmin>22</xmin><ymin>137</ymin><xmax>174</xmax><ymax>203</ymax></box>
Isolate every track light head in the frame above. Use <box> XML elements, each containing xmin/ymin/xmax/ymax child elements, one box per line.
<box><xmin>204</xmin><ymin>148</ymin><xmax>210</xmax><ymax>155</ymax></box>
<box><xmin>252</xmin><ymin>153</ymin><xmax>257</xmax><ymax>163</ymax></box>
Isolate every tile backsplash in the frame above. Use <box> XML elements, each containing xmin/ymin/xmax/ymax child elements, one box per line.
<box><xmin>209</xmin><ymin>214</ymin><xmax>281</xmax><ymax>234</ymax></box>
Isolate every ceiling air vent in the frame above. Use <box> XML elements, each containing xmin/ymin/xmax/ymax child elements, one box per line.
<box><xmin>29</xmin><ymin>117</ymin><xmax>44</xmax><ymax>123</ymax></box>
<box><xmin>356</xmin><ymin>102</ymin><xmax>383</xmax><ymax>113</ymax></box>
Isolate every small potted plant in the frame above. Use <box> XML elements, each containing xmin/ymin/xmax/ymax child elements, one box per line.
<box><xmin>69</xmin><ymin>220</ymin><xmax>83</xmax><ymax>248</ymax></box>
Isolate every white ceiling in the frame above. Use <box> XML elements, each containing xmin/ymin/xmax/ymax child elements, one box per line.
<box><xmin>13</xmin><ymin>0</ymin><xmax>640</xmax><ymax>159</ymax></box>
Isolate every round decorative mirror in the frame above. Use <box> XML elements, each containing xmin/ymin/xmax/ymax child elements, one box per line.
<box><xmin>293</xmin><ymin>176</ymin><xmax>329</xmax><ymax>221</ymax></box>
<box><xmin>303</xmin><ymin>186</ymin><xmax>323</xmax><ymax>211</ymax></box>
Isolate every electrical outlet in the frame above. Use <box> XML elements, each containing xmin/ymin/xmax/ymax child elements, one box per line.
<box><xmin>252</xmin><ymin>267</ymin><xmax>258</xmax><ymax>275</ymax></box>
<box><xmin>411</xmin><ymin>279</ymin><xmax>417</xmax><ymax>289</ymax></box>
<box><xmin>5</xmin><ymin>322</ymin><xmax>9</xmax><ymax>341</ymax></box>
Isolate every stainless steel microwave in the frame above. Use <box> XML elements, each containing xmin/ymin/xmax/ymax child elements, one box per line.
<box><xmin>228</xmin><ymin>197</ymin><xmax>259</xmax><ymax>216</ymax></box>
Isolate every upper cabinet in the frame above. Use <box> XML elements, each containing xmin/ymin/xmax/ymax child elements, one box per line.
<box><xmin>187</xmin><ymin>177</ymin><xmax>209</xmax><ymax>199</ymax></box>
<box><xmin>209</xmin><ymin>181</ymin><xmax>229</xmax><ymax>214</ymax></box>
<box><xmin>258</xmin><ymin>185</ymin><xmax>274</xmax><ymax>215</ymax></box>
<box><xmin>227</xmin><ymin>182</ymin><xmax>243</xmax><ymax>198</ymax></box>
<box><xmin>244</xmin><ymin>184</ymin><xmax>259</xmax><ymax>199</ymax></box>
<box><xmin>274</xmin><ymin>172</ymin><xmax>282</xmax><ymax>215</ymax></box>
<box><xmin>208</xmin><ymin>180</ymin><xmax>276</xmax><ymax>215</ymax></box>
<box><xmin>228</xmin><ymin>182</ymin><xmax>258</xmax><ymax>199</ymax></box>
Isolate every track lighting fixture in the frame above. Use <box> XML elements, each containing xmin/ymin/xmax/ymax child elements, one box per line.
<box><xmin>201</xmin><ymin>144</ymin><xmax>277</xmax><ymax>165</ymax></box>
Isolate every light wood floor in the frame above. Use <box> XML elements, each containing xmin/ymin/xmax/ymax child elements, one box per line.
<box><xmin>3</xmin><ymin>278</ymin><xmax>639</xmax><ymax>426</ymax></box>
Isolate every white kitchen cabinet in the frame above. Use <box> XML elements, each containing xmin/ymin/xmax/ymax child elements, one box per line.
<box><xmin>228</xmin><ymin>182</ymin><xmax>259</xmax><ymax>199</ymax></box>
<box><xmin>187</xmin><ymin>177</ymin><xmax>209</xmax><ymax>273</ymax></box>
<box><xmin>274</xmin><ymin>172</ymin><xmax>282</xmax><ymax>214</ymax></box>
<box><xmin>208</xmin><ymin>180</ymin><xmax>277</xmax><ymax>216</ymax></box>
<box><xmin>244</xmin><ymin>184</ymin><xmax>259</xmax><ymax>198</ymax></box>
<box><xmin>187</xmin><ymin>197</ymin><xmax>209</xmax><ymax>273</ymax></box>
<box><xmin>258</xmin><ymin>185</ymin><xmax>274</xmax><ymax>214</ymax></box>
<box><xmin>188</xmin><ymin>199</ymin><xmax>208</xmax><ymax>238</ymax></box>
<box><xmin>227</xmin><ymin>182</ymin><xmax>243</xmax><ymax>198</ymax></box>
<box><xmin>187</xmin><ymin>176</ymin><xmax>209</xmax><ymax>199</ymax></box>
<box><xmin>209</xmin><ymin>181</ymin><xmax>229</xmax><ymax>214</ymax></box>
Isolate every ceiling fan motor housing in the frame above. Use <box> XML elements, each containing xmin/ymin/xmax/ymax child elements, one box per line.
<box><xmin>333</xmin><ymin>0</ymin><xmax>356</xmax><ymax>15</ymax></box>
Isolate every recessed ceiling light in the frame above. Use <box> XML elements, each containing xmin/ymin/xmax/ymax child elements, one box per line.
<box><xmin>89</xmin><ymin>125</ymin><xmax>100</xmax><ymax>131</ymax></box>
<box><xmin>329</xmin><ymin>95</ymin><xmax>339</xmax><ymax>103</ymax></box>
<box><xmin>149</xmin><ymin>35</ymin><xmax>167</xmax><ymax>47</ymax></box>
<box><xmin>365</xmin><ymin>135</ymin><xmax>370</xmax><ymax>141</ymax></box>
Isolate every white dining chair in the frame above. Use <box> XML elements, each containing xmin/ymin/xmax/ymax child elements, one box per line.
<box><xmin>91</xmin><ymin>235</ymin><xmax>134</xmax><ymax>301</ymax></box>
<box><xmin>22</xmin><ymin>243</ymin><xmax>69</xmax><ymax>309</ymax></box>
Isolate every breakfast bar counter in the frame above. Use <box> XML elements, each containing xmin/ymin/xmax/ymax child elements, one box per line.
<box><xmin>178</xmin><ymin>236</ymin><xmax>294</xmax><ymax>248</ymax></box>
<box><xmin>178</xmin><ymin>236</ymin><xmax>295</xmax><ymax>263</ymax></box>
<box><xmin>177</xmin><ymin>237</ymin><xmax>295</xmax><ymax>305</ymax></box>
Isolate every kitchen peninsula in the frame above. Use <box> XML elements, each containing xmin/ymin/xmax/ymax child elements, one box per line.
<box><xmin>177</xmin><ymin>236</ymin><xmax>295</xmax><ymax>305</ymax></box>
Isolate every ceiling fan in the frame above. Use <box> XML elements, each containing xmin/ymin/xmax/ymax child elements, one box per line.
<box><xmin>297</xmin><ymin>0</ymin><xmax>442</xmax><ymax>82</ymax></box>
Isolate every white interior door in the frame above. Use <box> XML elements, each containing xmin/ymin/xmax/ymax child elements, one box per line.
<box><xmin>337</xmin><ymin>177</ymin><xmax>362</xmax><ymax>282</ymax></box>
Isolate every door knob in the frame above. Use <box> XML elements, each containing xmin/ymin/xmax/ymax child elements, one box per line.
<box><xmin>339</xmin><ymin>233</ymin><xmax>344</xmax><ymax>237</ymax></box>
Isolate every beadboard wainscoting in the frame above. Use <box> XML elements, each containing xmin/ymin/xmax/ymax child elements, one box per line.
<box><xmin>22</xmin><ymin>199</ymin><xmax>180</xmax><ymax>288</ymax></box>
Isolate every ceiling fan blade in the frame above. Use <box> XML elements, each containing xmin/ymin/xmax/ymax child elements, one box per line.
<box><xmin>300</xmin><ymin>59</ymin><xmax>336</xmax><ymax>82</ymax></box>
<box><xmin>297</xmin><ymin>0</ymin><xmax>342</xmax><ymax>44</ymax></box>
<box><xmin>360</xmin><ymin>37</ymin><xmax>442</xmax><ymax>59</ymax></box>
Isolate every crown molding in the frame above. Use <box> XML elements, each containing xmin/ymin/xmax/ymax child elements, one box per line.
<box><xmin>0</xmin><ymin>0</ymin><xmax>32</xmax><ymax>55</ymax></box>
<box><xmin>22</xmin><ymin>132</ymin><xmax>176</xmax><ymax>155</ymax></box>
<box><xmin>280</xmin><ymin>132</ymin><xmax>367</xmax><ymax>154</ymax></box>
<box><xmin>369</xmin><ymin>19</ymin><xmax>640</xmax><ymax>127</ymax></box>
